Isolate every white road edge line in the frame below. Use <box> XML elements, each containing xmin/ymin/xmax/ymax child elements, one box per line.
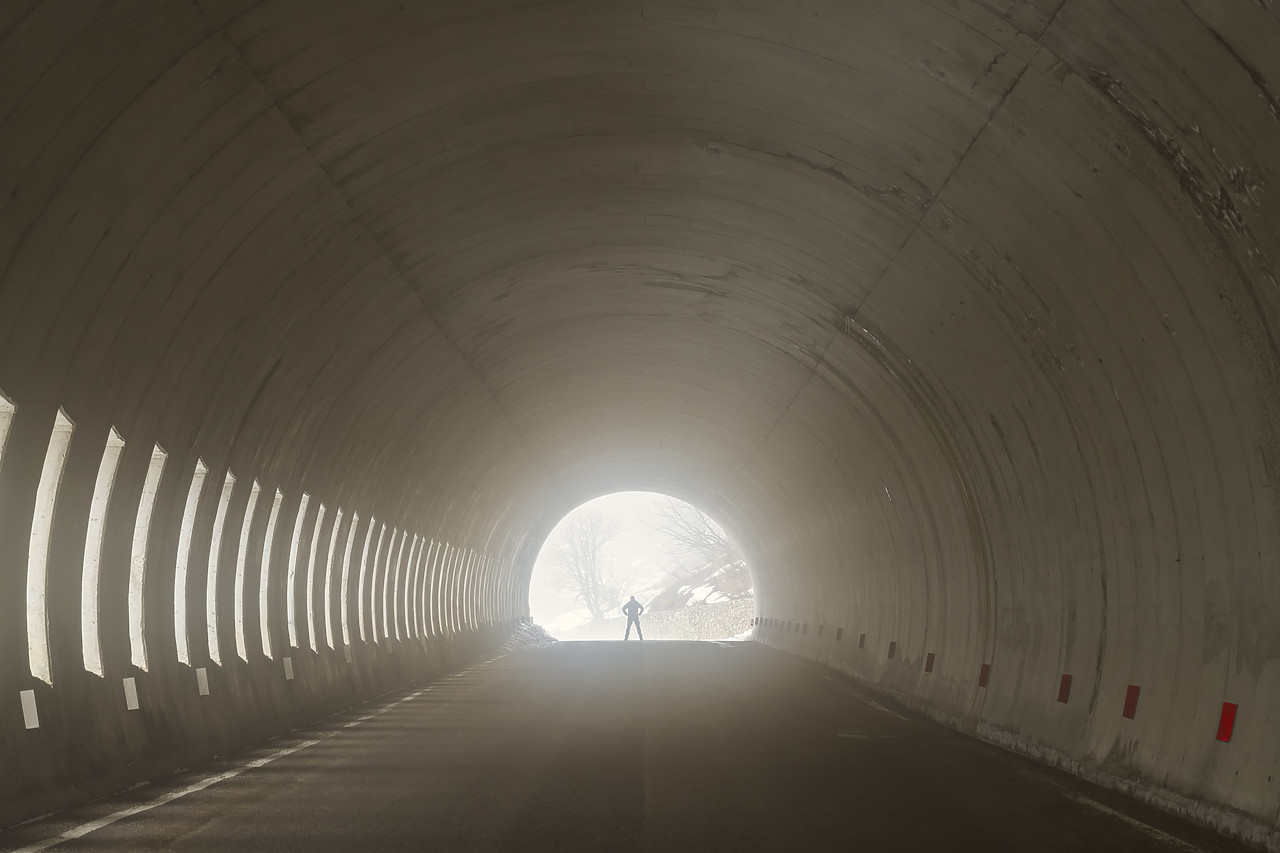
<box><xmin>860</xmin><ymin>695</ymin><xmax>909</xmax><ymax>721</ymax></box>
<box><xmin>11</xmin><ymin>738</ymin><xmax>321</xmax><ymax>853</ymax></box>
<box><xmin>10</xmin><ymin>684</ymin><xmax>440</xmax><ymax>853</ymax></box>
<box><xmin>1071</xmin><ymin>795</ymin><xmax>1201</xmax><ymax>852</ymax></box>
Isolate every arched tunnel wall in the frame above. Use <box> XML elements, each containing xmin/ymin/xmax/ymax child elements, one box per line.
<box><xmin>2</xmin><ymin>0</ymin><xmax>1279</xmax><ymax>843</ymax></box>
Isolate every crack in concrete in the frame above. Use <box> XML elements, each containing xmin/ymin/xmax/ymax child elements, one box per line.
<box><xmin>972</xmin><ymin>50</ymin><xmax>1009</xmax><ymax>93</ymax></box>
<box><xmin>1088</xmin><ymin>68</ymin><xmax>1260</xmax><ymax>238</ymax></box>
<box><xmin>1086</xmin><ymin>66</ymin><xmax>1280</xmax><ymax>376</ymax></box>
<box><xmin>697</xmin><ymin>136</ymin><xmax>926</xmax><ymax>212</ymax></box>
<box><xmin>1200</xmin><ymin>17</ymin><xmax>1280</xmax><ymax>125</ymax></box>
<box><xmin>641</xmin><ymin>278</ymin><xmax>729</xmax><ymax>298</ymax></box>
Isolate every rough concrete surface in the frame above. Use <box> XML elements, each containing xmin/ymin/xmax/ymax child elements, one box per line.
<box><xmin>1</xmin><ymin>0</ymin><xmax>1279</xmax><ymax>846</ymax></box>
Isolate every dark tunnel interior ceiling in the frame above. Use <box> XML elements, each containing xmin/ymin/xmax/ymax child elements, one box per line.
<box><xmin>0</xmin><ymin>0</ymin><xmax>1278</xmax><ymax>841</ymax></box>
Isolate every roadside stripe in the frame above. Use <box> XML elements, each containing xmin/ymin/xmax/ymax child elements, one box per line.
<box><xmin>1071</xmin><ymin>796</ymin><xmax>1201</xmax><ymax>852</ymax></box>
<box><xmin>12</xmin><ymin>738</ymin><xmax>321</xmax><ymax>853</ymax></box>
<box><xmin>859</xmin><ymin>695</ymin><xmax>909</xmax><ymax>721</ymax></box>
<box><xmin>8</xmin><ymin>671</ymin><xmax>480</xmax><ymax>852</ymax></box>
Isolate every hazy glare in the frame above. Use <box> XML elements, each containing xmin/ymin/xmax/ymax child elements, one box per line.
<box><xmin>529</xmin><ymin>491</ymin><xmax>704</xmax><ymax>635</ymax></box>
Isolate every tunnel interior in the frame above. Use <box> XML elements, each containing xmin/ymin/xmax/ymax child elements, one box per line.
<box><xmin>1</xmin><ymin>0</ymin><xmax>1279</xmax><ymax>842</ymax></box>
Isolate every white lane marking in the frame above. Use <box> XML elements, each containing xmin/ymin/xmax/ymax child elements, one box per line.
<box><xmin>859</xmin><ymin>695</ymin><xmax>909</xmax><ymax>721</ymax></box>
<box><xmin>11</xmin><ymin>738</ymin><xmax>321</xmax><ymax>853</ymax></box>
<box><xmin>10</xmin><ymin>648</ymin><xmax>516</xmax><ymax>851</ymax></box>
<box><xmin>1071</xmin><ymin>795</ymin><xmax>1201</xmax><ymax>852</ymax></box>
<box><xmin>10</xmin><ymin>682</ymin><xmax>445</xmax><ymax>853</ymax></box>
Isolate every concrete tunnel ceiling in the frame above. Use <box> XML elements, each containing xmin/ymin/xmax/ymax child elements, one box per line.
<box><xmin>1</xmin><ymin>0</ymin><xmax>1279</xmax><ymax>841</ymax></box>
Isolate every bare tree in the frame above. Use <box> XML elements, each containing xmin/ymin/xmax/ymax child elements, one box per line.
<box><xmin>650</xmin><ymin>499</ymin><xmax>744</xmax><ymax>582</ymax></box>
<box><xmin>550</xmin><ymin>508</ymin><xmax>622</xmax><ymax>620</ymax></box>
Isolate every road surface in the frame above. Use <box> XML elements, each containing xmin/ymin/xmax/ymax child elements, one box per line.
<box><xmin>0</xmin><ymin>641</ymin><xmax>1252</xmax><ymax>852</ymax></box>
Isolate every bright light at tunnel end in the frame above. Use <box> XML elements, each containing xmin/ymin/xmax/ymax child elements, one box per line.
<box><xmin>527</xmin><ymin>491</ymin><xmax>754</xmax><ymax>641</ymax></box>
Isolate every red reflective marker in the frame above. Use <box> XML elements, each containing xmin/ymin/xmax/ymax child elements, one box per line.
<box><xmin>858</xmin><ymin>633</ymin><xmax>866</xmax><ymax>649</ymax></box>
<box><xmin>1217</xmin><ymin>702</ymin><xmax>1238</xmax><ymax>742</ymax></box>
<box><xmin>924</xmin><ymin>652</ymin><xmax>935</xmax><ymax>673</ymax></box>
<box><xmin>836</xmin><ymin>627</ymin><xmax>844</xmax><ymax>641</ymax></box>
<box><xmin>978</xmin><ymin>663</ymin><xmax>991</xmax><ymax>688</ymax></box>
<box><xmin>1057</xmin><ymin>674</ymin><xmax>1072</xmax><ymax>704</ymax></box>
<box><xmin>887</xmin><ymin>641</ymin><xmax>896</xmax><ymax>659</ymax></box>
<box><xmin>1122</xmin><ymin>685</ymin><xmax>1140</xmax><ymax>719</ymax></box>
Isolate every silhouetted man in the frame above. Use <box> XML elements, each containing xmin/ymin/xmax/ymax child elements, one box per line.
<box><xmin>622</xmin><ymin>595</ymin><xmax>644</xmax><ymax>640</ymax></box>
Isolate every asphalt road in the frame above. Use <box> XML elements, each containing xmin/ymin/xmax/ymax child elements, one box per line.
<box><xmin>0</xmin><ymin>641</ymin><xmax>1255</xmax><ymax>852</ymax></box>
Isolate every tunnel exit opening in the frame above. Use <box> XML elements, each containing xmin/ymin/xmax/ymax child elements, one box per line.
<box><xmin>528</xmin><ymin>492</ymin><xmax>756</xmax><ymax>641</ymax></box>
